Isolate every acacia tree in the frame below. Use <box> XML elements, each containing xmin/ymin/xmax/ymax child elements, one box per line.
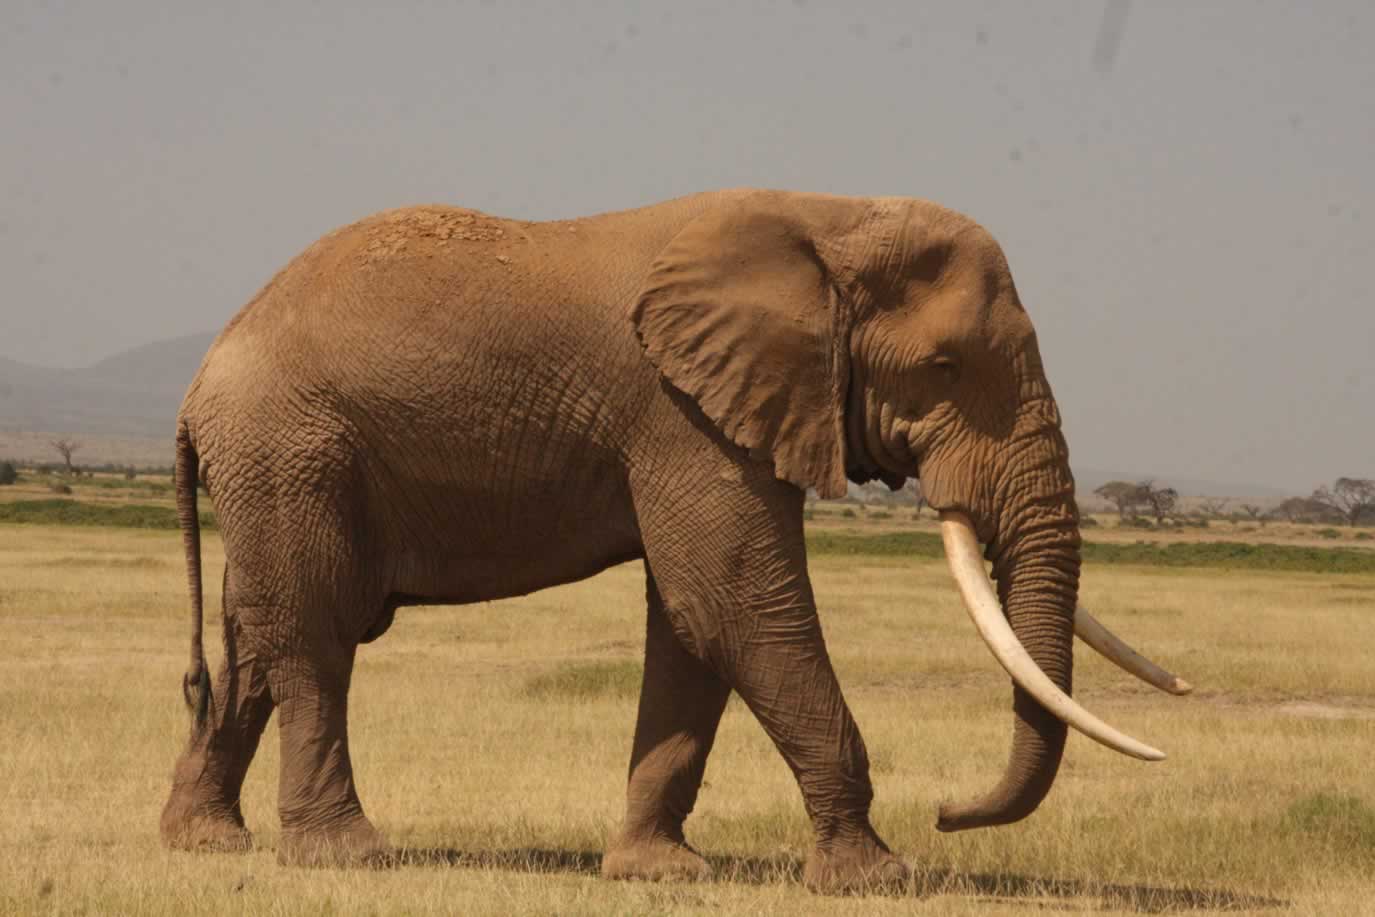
<box><xmin>1274</xmin><ymin>496</ymin><xmax>1341</xmax><ymax>524</ymax></box>
<box><xmin>1312</xmin><ymin>477</ymin><xmax>1375</xmax><ymax>527</ymax></box>
<box><xmin>1137</xmin><ymin>479</ymin><xmax>1179</xmax><ymax>524</ymax></box>
<box><xmin>1273</xmin><ymin>497</ymin><xmax>1307</xmax><ymax>523</ymax></box>
<box><xmin>50</xmin><ymin>438</ymin><xmax>80</xmax><ymax>474</ymax></box>
<box><xmin>1093</xmin><ymin>480</ymin><xmax>1142</xmax><ymax>518</ymax></box>
<box><xmin>1196</xmin><ymin>497</ymin><xmax>1229</xmax><ymax>519</ymax></box>
<box><xmin>903</xmin><ymin>478</ymin><xmax>928</xmax><ymax>517</ymax></box>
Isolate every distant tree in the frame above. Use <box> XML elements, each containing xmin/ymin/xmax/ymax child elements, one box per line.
<box><xmin>50</xmin><ymin>438</ymin><xmax>81</xmax><ymax>474</ymax></box>
<box><xmin>124</xmin><ymin>467</ymin><xmax>137</xmax><ymax>481</ymax></box>
<box><xmin>1272</xmin><ymin>498</ymin><xmax>1303</xmax><ymax>523</ymax></box>
<box><xmin>1094</xmin><ymin>480</ymin><xmax>1143</xmax><ymax>518</ymax></box>
<box><xmin>1238</xmin><ymin>503</ymin><xmax>1264</xmax><ymax>521</ymax></box>
<box><xmin>1137</xmin><ymin>479</ymin><xmax>1179</xmax><ymax>525</ymax></box>
<box><xmin>1196</xmin><ymin>497</ymin><xmax>1229</xmax><ymax>518</ymax></box>
<box><xmin>903</xmin><ymin>479</ymin><xmax>927</xmax><ymax>517</ymax></box>
<box><xmin>1312</xmin><ymin>477</ymin><xmax>1375</xmax><ymax>527</ymax></box>
<box><xmin>0</xmin><ymin>461</ymin><xmax>17</xmax><ymax>486</ymax></box>
<box><xmin>1274</xmin><ymin>496</ymin><xmax>1342</xmax><ymax>524</ymax></box>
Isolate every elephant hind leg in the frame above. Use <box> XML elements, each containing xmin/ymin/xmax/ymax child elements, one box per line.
<box><xmin>270</xmin><ymin>614</ymin><xmax>390</xmax><ymax>868</ymax></box>
<box><xmin>161</xmin><ymin>586</ymin><xmax>275</xmax><ymax>853</ymax></box>
<box><xmin>603</xmin><ymin>568</ymin><xmax>731</xmax><ymax>882</ymax></box>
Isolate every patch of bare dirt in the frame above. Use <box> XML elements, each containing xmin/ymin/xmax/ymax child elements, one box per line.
<box><xmin>1276</xmin><ymin>701</ymin><xmax>1375</xmax><ymax>721</ymax></box>
<box><xmin>1195</xmin><ymin>691</ymin><xmax>1375</xmax><ymax>720</ymax></box>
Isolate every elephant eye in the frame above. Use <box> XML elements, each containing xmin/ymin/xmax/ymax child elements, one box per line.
<box><xmin>931</xmin><ymin>355</ymin><xmax>962</xmax><ymax>385</ymax></box>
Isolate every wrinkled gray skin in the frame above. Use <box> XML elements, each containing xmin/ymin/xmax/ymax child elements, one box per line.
<box><xmin>161</xmin><ymin>190</ymin><xmax>1080</xmax><ymax>892</ymax></box>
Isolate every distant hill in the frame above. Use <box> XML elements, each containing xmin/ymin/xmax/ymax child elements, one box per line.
<box><xmin>0</xmin><ymin>331</ymin><xmax>215</xmax><ymax>439</ymax></box>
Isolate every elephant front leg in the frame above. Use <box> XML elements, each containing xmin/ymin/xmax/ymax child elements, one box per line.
<box><xmin>161</xmin><ymin>617</ymin><xmax>274</xmax><ymax>853</ymax></box>
<box><xmin>726</xmin><ymin>619</ymin><xmax>908</xmax><ymax>893</ymax></box>
<box><xmin>271</xmin><ymin>645</ymin><xmax>391</xmax><ymax>867</ymax></box>
<box><xmin>634</xmin><ymin>470</ymin><xmax>908</xmax><ymax>894</ymax></box>
<box><xmin>603</xmin><ymin>572</ymin><xmax>732</xmax><ymax>882</ymax></box>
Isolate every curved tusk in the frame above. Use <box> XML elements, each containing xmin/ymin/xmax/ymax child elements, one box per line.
<box><xmin>1075</xmin><ymin>606</ymin><xmax>1193</xmax><ymax>696</ymax></box>
<box><xmin>939</xmin><ymin>512</ymin><xmax>1166</xmax><ymax>762</ymax></box>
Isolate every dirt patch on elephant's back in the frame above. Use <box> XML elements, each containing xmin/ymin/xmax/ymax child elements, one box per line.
<box><xmin>358</xmin><ymin>206</ymin><xmax>522</xmax><ymax>266</ymax></box>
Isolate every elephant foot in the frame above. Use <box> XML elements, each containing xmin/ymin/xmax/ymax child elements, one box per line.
<box><xmin>602</xmin><ymin>834</ymin><xmax>711</xmax><ymax>882</ymax></box>
<box><xmin>278</xmin><ymin>816</ymin><xmax>394</xmax><ymax>868</ymax></box>
<box><xmin>161</xmin><ymin>791</ymin><xmax>254</xmax><ymax>853</ymax></box>
<box><xmin>803</xmin><ymin>828</ymin><xmax>909</xmax><ymax>895</ymax></box>
<box><xmin>161</xmin><ymin>811</ymin><xmax>254</xmax><ymax>854</ymax></box>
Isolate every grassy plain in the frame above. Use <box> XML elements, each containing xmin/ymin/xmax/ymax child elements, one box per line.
<box><xmin>1</xmin><ymin>492</ymin><xmax>1373</xmax><ymax>914</ymax></box>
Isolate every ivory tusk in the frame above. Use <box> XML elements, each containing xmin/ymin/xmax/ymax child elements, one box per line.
<box><xmin>939</xmin><ymin>512</ymin><xmax>1166</xmax><ymax>762</ymax></box>
<box><xmin>1075</xmin><ymin>606</ymin><xmax>1193</xmax><ymax>696</ymax></box>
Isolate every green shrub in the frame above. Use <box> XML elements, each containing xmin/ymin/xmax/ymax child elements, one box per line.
<box><xmin>840</xmin><ymin>508</ymin><xmax>856</xmax><ymax>518</ymax></box>
<box><xmin>805</xmin><ymin>531</ymin><xmax>1375</xmax><ymax>574</ymax></box>
<box><xmin>1281</xmin><ymin>792</ymin><xmax>1375</xmax><ymax>854</ymax></box>
<box><xmin>1356</xmin><ymin>532</ymin><xmax>1372</xmax><ymax>541</ymax></box>
<box><xmin>49</xmin><ymin>482</ymin><xmax>72</xmax><ymax>495</ymax></box>
<box><xmin>0</xmin><ymin>461</ymin><xmax>16</xmax><ymax>486</ymax></box>
<box><xmin>1078</xmin><ymin>515</ymin><xmax>1099</xmax><ymax>527</ymax></box>
<box><xmin>85</xmin><ymin>476</ymin><xmax>170</xmax><ymax>494</ymax></box>
<box><xmin>809</xmin><ymin>531</ymin><xmax>944</xmax><ymax>560</ymax></box>
<box><xmin>0</xmin><ymin>499</ymin><xmax>216</xmax><ymax>530</ymax></box>
<box><xmin>523</xmin><ymin>661</ymin><xmax>642</xmax><ymax>701</ymax></box>
<box><xmin>1315</xmin><ymin>528</ymin><xmax>1341</xmax><ymax>540</ymax></box>
<box><xmin>870</xmin><ymin>511</ymin><xmax>891</xmax><ymax>520</ymax></box>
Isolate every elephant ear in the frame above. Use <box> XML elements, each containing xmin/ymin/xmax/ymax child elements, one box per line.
<box><xmin>632</xmin><ymin>191</ymin><xmax>871</xmax><ymax>499</ymax></box>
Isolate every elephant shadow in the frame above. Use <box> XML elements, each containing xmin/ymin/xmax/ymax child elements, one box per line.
<box><xmin>395</xmin><ymin>847</ymin><xmax>1287</xmax><ymax>912</ymax></box>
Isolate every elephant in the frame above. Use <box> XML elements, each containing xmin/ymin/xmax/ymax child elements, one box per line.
<box><xmin>160</xmin><ymin>189</ymin><xmax>1189</xmax><ymax>892</ymax></box>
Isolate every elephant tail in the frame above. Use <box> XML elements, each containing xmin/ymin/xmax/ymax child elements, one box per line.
<box><xmin>176</xmin><ymin>422</ymin><xmax>210</xmax><ymax>727</ymax></box>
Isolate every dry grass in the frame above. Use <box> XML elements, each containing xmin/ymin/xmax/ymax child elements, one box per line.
<box><xmin>1</xmin><ymin>522</ymin><xmax>1373</xmax><ymax>915</ymax></box>
<box><xmin>0</xmin><ymin>471</ymin><xmax>173</xmax><ymax>508</ymax></box>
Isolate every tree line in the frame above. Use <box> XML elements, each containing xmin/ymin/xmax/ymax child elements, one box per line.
<box><xmin>1092</xmin><ymin>477</ymin><xmax>1375</xmax><ymax>527</ymax></box>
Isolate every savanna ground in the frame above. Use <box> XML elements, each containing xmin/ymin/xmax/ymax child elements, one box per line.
<box><xmin>1</xmin><ymin>473</ymin><xmax>1373</xmax><ymax>914</ymax></box>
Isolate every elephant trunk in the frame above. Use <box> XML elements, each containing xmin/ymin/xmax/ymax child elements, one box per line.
<box><xmin>936</xmin><ymin>522</ymin><xmax>1080</xmax><ymax>830</ymax></box>
<box><xmin>932</xmin><ymin>410</ymin><xmax>1164</xmax><ymax>831</ymax></box>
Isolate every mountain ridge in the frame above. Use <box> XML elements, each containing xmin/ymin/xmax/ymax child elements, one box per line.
<box><xmin>0</xmin><ymin>332</ymin><xmax>216</xmax><ymax>438</ymax></box>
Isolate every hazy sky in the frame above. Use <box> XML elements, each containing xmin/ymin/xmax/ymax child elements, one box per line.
<box><xmin>3</xmin><ymin>1</ymin><xmax>1371</xmax><ymax>491</ymax></box>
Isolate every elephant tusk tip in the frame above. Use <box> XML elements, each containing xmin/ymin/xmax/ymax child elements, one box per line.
<box><xmin>1169</xmin><ymin>677</ymin><xmax>1194</xmax><ymax>696</ymax></box>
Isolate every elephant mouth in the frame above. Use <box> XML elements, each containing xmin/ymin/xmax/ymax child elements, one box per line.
<box><xmin>939</xmin><ymin>511</ymin><xmax>1192</xmax><ymax>760</ymax></box>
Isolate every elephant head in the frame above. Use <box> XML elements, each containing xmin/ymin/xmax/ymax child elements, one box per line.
<box><xmin>633</xmin><ymin>190</ymin><xmax>1188</xmax><ymax>830</ymax></box>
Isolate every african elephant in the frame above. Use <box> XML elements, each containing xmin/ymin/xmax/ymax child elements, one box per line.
<box><xmin>161</xmin><ymin>189</ymin><xmax>1188</xmax><ymax>892</ymax></box>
